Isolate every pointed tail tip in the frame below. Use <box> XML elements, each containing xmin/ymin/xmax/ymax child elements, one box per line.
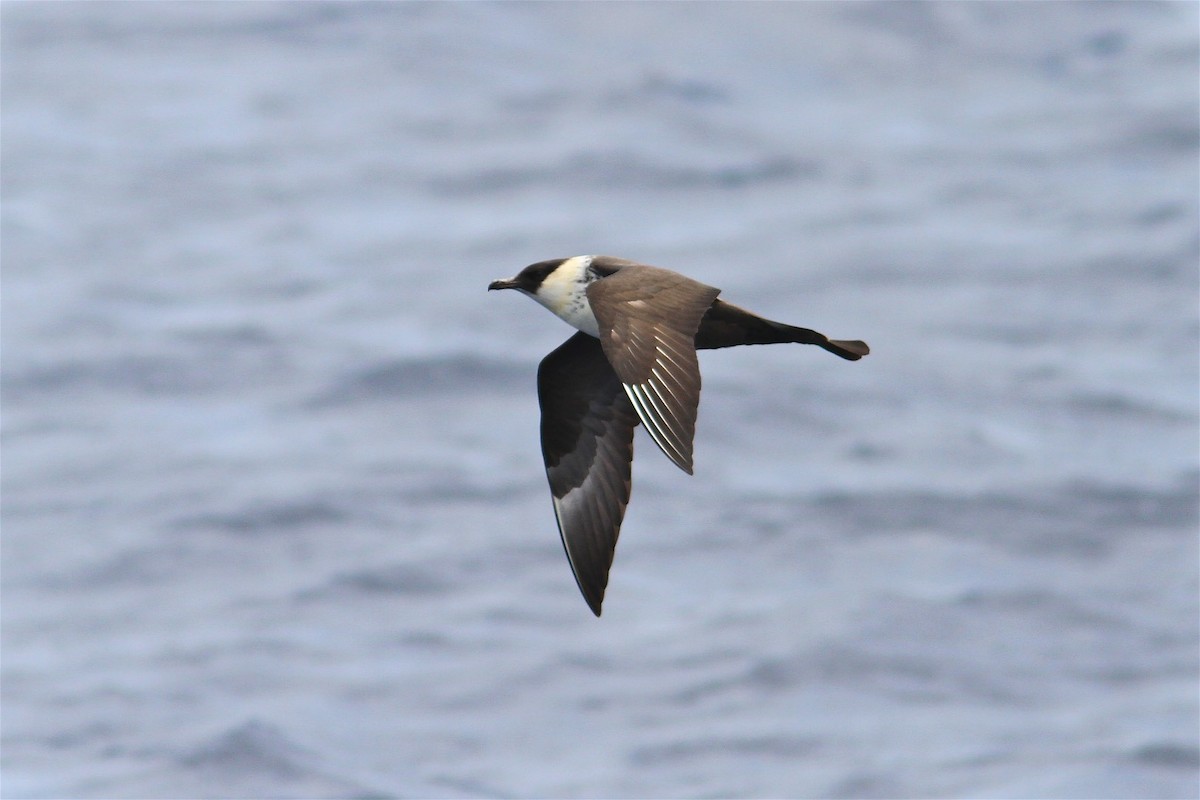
<box><xmin>826</xmin><ymin>339</ymin><xmax>870</xmax><ymax>361</ymax></box>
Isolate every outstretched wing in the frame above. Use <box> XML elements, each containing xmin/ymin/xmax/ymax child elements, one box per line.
<box><xmin>586</xmin><ymin>264</ymin><xmax>721</xmax><ymax>474</ymax></box>
<box><xmin>538</xmin><ymin>332</ymin><xmax>640</xmax><ymax>616</ymax></box>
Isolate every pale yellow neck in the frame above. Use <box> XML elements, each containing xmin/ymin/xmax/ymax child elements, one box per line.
<box><xmin>533</xmin><ymin>255</ymin><xmax>601</xmax><ymax>337</ymax></box>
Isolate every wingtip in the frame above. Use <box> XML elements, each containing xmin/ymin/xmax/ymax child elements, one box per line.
<box><xmin>583</xmin><ymin>589</ymin><xmax>604</xmax><ymax>616</ymax></box>
<box><xmin>664</xmin><ymin>452</ymin><xmax>694</xmax><ymax>475</ymax></box>
<box><xmin>665</xmin><ymin>450</ymin><xmax>695</xmax><ymax>475</ymax></box>
<box><xmin>574</xmin><ymin>569</ymin><xmax>608</xmax><ymax>617</ymax></box>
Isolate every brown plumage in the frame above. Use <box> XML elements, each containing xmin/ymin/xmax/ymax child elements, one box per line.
<box><xmin>490</xmin><ymin>256</ymin><xmax>868</xmax><ymax>615</ymax></box>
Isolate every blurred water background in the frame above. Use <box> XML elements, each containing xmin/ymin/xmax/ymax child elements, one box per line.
<box><xmin>2</xmin><ymin>2</ymin><xmax>1198</xmax><ymax>798</ymax></box>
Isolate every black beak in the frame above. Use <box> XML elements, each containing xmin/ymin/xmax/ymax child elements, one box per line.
<box><xmin>488</xmin><ymin>278</ymin><xmax>518</xmax><ymax>291</ymax></box>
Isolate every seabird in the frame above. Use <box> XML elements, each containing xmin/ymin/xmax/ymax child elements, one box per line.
<box><xmin>489</xmin><ymin>255</ymin><xmax>868</xmax><ymax>615</ymax></box>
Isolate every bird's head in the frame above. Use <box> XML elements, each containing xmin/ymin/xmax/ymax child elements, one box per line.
<box><xmin>487</xmin><ymin>257</ymin><xmax>571</xmax><ymax>296</ymax></box>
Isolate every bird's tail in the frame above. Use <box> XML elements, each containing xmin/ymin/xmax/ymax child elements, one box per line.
<box><xmin>820</xmin><ymin>337</ymin><xmax>870</xmax><ymax>361</ymax></box>
<box><xmin>695</xmin><ymin>300</ymin><xmax>869</xmax><ymax>360</ymax></box>
<box><xmin>778</xmin><ymin>325</ymin><xmax>868</xmax><ymax>360</ymax></box>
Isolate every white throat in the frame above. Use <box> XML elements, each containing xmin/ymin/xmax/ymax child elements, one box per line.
<box><xmin>533</xmin><ymin>255</ymin><xmax>601</xmax><ymax>337</ymax></box>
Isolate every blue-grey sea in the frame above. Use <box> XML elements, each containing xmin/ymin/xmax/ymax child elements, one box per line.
<box><xmin>3</xmin><ymin>3</ymin><xmax>1198</xmax><ymax>798</ymax></box>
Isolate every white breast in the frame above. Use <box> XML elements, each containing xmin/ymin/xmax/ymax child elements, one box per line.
<box><xmin>533</xmin><ymin>255</ymin><xmax>601</xmax><ymax>337</ymax></box>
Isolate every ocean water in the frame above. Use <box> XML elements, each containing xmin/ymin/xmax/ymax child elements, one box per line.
<box><xmin>2</xmin><ymin>2</ymin><xmax>1198</xmax><ymax>798</ymax></box>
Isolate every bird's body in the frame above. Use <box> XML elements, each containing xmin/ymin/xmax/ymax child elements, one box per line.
<box><xmin>489</xmin><ymin>255</ymin><xmax>868</xmax><ymax>615</ymax></box>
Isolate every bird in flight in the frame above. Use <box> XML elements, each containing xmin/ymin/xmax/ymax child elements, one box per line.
<box><xmin>489</xmin><ymin>255</ymin><xmax>868</xmax><ymax>615</ymax></box>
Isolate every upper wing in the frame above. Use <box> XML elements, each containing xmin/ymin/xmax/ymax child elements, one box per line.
<box><xmin>538</xmin><ymin>331</ymin><xmax>640</xmax><ymax>616</ymax></box>
<box><xmin>586</xmin><ymin>265</ymin><xmax>721</xmax><ymax>475</ymax></box>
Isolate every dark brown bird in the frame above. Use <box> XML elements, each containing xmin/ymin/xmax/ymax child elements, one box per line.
<box><xmin>489</xmin><ymin>255</ymin><xmax>868</xmax><ymax>615</ymax></box>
